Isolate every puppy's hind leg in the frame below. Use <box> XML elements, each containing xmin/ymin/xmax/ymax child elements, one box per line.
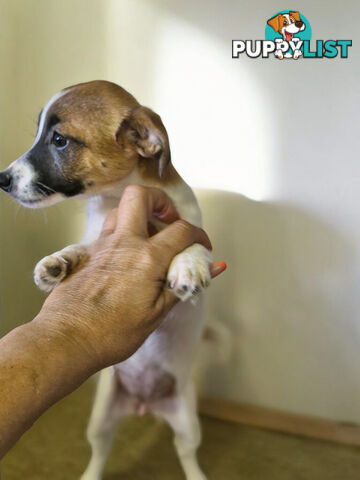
<box><xmin>80</xmin><ymin>368</ymin><xmax>127</xmax><ymax>480</ymax></box>
<box><xmin>155</xmin><ymin>379</ymin><xmax>207</xmax><ymax>480</ymax></box>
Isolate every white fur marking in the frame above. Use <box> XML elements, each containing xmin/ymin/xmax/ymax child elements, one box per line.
<box><xmin>33</xmin><ymin>89</ymin><xmax>70</xmax><ymax>146</ymax></box>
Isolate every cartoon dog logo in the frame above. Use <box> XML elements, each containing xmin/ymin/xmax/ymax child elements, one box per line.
<box><xmin>267</xmin><ymin>11</ymin><xmax>305</xmax><ymax>59</ymax></box>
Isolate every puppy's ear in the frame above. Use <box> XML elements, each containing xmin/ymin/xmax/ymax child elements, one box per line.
<box><xmin>290</xmin><ymin>11</ymin><xmax>301</xmax><ymax>22</ymax></box>
<box><xmin>267</xmin><ymin>14</ymin><xmax>281</xmax><ymax>32</ymax></box>
<box><xmin>117</xmin><ymin>106</ymin><xmax>171</xmax><ymax>177</ymax></box>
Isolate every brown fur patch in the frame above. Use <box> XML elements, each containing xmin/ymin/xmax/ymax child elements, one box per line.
<box><xmin>45</xmin><ymin>80</ymin><xmax>180</xmax><ymax>189</ymax></box>
<box><xmin>116</xmin><ymin>106</ymin><xmax>172</xmax><ymax>179</ymax></box>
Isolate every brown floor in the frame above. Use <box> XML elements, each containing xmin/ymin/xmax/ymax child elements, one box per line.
<box><xmin>3</xmin><ymin>379</ymin><xmax>360</xmax><ymax>480</ymax></box>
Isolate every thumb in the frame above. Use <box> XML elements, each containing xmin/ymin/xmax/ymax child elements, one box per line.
<box><xmin>151</xmin><ymin>220</ymin><xmax>212</xmax><ymax>259</ymax></box>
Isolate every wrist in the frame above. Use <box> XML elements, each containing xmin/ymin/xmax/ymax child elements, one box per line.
<box><xmin>0</xmin><ymin>314</ymin><xmax>99</xmax><ymax>457</ymax></box>
<box><xmin>32</xmin><ymin>309</ymin><xmax>101</xmax><ymax>379</ymax></box>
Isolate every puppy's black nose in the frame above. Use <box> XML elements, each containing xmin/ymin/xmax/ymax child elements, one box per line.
<box><xmin>295</xmin><ymin>21</ymin><xmax>303</xmax><ymax>28</ymax></box>
<box><xmin>0</xmin><ymin>171</ymin><xmax>12</xmax><ymax>192</ymax></box>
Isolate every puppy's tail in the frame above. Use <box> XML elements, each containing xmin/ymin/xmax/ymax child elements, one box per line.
<box><xmin>202</xmin><ymin>319</ymin><xmax>232</xmax><ymax>364</ymax></box>
<box><xmin>193</xmin><ymin>317</ymin><xmax>232</xmax><ymax>392</ymax></box>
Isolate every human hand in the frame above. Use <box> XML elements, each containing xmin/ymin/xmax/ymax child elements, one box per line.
<box><xmin>36</xmin><ymin>185</ymin><xmax>226</xmax><ymax>371</ymax></box>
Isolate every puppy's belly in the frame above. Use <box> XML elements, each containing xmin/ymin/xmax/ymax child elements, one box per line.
<box><xmin>113</xmin><ymin>362</ymin><xmax>176</xmax><ymax>407</ymax></box>
<box><xmin>111</xmin><ymin>299</ymin><xmax>204</xmax><ymax>409</ymax></box>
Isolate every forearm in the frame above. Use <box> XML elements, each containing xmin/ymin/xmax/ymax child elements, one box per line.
<box><xmin>0</xmin><ymin>313</ymin><xmax>96</xmax><ymax>458</ymax></box>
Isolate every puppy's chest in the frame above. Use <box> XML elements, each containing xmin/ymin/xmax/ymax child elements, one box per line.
<box><xmin>84</xmin><ymin>189</ymin><xmax>168</xmax><ymax>244</ymax></box>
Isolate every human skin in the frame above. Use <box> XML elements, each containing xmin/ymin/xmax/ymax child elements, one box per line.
<box><xmin>0</xmin><ymin>185</ymin><xmax>226</xmax><ymax>458</ymax></box>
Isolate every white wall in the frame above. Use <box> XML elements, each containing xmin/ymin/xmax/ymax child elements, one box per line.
<box><xmin>106</xmin><ymin>0</ymin><xmax>360</xmax><ymax>423</ymax></box>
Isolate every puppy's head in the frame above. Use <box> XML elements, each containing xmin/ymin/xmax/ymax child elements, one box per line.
<box><xmin>0</xmin><ymin>80</ymin><xmax>171</xmax><ymax>207</ymax></box>
<box><xmin>267</xmin><ymin>12</ymin><xmax>305</xmax><ymax>41</ymax></box>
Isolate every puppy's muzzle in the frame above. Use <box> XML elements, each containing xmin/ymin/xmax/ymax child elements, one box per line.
<box><xmin>0</xmin><ymin>170</ymin><xmax>12</xmax><ymax>192</ymax></box>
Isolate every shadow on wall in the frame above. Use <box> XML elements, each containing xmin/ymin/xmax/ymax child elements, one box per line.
<box><xmin>196</xmin><ymin>189</ymin><xmax>359</xmax><ymax>422</ymax></box>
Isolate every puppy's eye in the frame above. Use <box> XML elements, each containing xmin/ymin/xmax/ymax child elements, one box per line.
<box><xmin>283</xmin><ymin>20</ymin><xmax>288</xmax><ymax>25</ymax></box>
<box><xmin>52</xmin><ymin>132</ymin><xmax>68</xmax><ymax>149</ymax></box>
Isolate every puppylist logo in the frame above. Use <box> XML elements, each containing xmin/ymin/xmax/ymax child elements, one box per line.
<box><xmin>232</xmin><ymin>10</ymin><xmax>352</xmax><ymax>60</ymax></box>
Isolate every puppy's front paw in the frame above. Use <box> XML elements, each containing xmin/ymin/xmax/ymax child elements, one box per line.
<box><xmin>167</xmin><ymin>244</ymin><xmax>212</xmax><ymax>303</ymax></box>
<box><xmin>34</xmin><ymin>244</ymin><xmax>86</xmax><ymax>292</ymax></box>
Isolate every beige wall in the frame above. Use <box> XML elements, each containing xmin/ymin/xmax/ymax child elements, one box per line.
<box><xmin>0</xmin><ymin>0</ymin><xmax>108</xmax><ymax>332</ymax></box>
<box><xmin>0</xmin><ymin>0</ymin><xmax>359</xmax><ymax>424</ymax></box>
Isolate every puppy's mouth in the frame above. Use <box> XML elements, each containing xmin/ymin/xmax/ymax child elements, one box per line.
<box><xmin>285</xmin><ymin>31</ymin><xmax>293</xmax><ymax>42</ymax></box>
<box><xmin>13</xmin><ymin>182</ymin><xmax>61</xmax><ymax>208</ymax></box>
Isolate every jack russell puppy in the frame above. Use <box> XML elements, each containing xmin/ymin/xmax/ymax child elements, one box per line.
<box><xmin>267</xmin><ymin>11</ymin><xmax>305</xmax><ymax>59</ymax></box>
<box><xmin>0</xmin><ymin>80</ymin><xmax>213</xmax><ymax>480</ymax></box>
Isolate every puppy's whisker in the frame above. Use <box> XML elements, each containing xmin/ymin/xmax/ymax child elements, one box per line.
<box><xmin>36</xmin><ymin>181</ymin><xmax>56</xmax><ymax>194</ymax></box>
<box><xmin>36</xmin><ymin>186</ymin><xmax>48</xmax><ymax>197</ymax></box>
<box><xmin>40</xmin><ymin>208</ymin><xmax>48</xmax><ymax>225</ymax></box>
<box><xmin>14</xmin><ymin>202</ymin><xmax>22</xmax><ymax>220</ymax></box>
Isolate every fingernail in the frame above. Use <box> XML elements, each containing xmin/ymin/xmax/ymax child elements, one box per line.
<box><xmin>212</xmin><ymin>261</ymin><xmax>227</xmax><ymax>275</ymax></box>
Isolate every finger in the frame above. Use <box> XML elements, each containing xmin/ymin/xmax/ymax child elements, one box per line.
<box><xmin>210</xmin><ymin>261</ymin><xmax>227</xmax><ymax>278</ymax></box>
<box><xmin>115</xmin><ymin>185</ymin><xmax>179</xmax><ymax>237</ymax></box>
<box><xmin>155</xmin><ymin>288</ymin><xmax>179</xmax><ymax>317</ymax></box>
<box><xmin>151</xmin><ymin>219</ymin><xmax>212</xmax><ymax>257</ymax></box>
<box><xmin>99</xmin><ymin>208</ymin><xmax>118</xmax><ymax>238</ymax></box>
